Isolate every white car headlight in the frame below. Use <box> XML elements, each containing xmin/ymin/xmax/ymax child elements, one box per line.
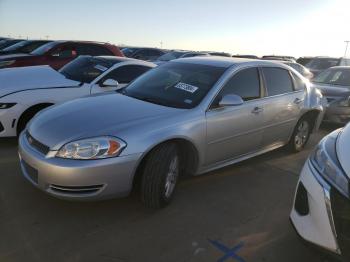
<box><xmin>311</xmin><ymin>132</ymin><xmax>349</xmax><ymax>197</ymax></box>
<box><xmin>0</xmin><ymin>60</ymin><xmax>15</xmax><ymax>68</ymax></box>
<box><xmin>56</xmin><ymin>136</ymin><xmax>126</xmax><ymax>160</ymax></box>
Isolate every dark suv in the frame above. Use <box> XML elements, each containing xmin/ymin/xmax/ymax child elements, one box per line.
<box><xmin>0</xmin><ymin>40</ymin><xmax>124</xmax><ymax>70</ymax></box>
<box><xmin>122</xmin><ymin>47</ymin><xmax>165</xmax><ymax>61</ymax></box>
<box><xmin>0</xmin><ymin>40</ymin><xmax>51</xmax><ymax>55</ymax></box>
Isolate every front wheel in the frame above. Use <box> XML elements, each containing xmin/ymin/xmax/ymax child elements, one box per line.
<box><xmin>288</xmin><ymin>118</ymin><xmax>311</xmax><ymax>152</ymax></box>
<box><xmin>140</xmin><ymin>143</ymin><xmax>180</xmax><ymax>209</ymax></box>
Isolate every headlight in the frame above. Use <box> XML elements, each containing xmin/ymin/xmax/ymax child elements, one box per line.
<box><xmin>56</xmin><ymin>136</ymin><xmax>126</xmax><ymax>160</ymax></box>
<box><xmin>337</xmin><ymin>97</ymin><xmax>350</xmax><ymax>107</ymax></box>
<box><xmin>311</xmin><ymin>132</ymin><xmax>349</xmax><ymax>197</ymax></box>
<box><xmin>0</xmin><ymin>103</ymin><xmax>16</xmax><ymax>109</ymax></box>
<box><xmin>0</xmin><ymin>60</ymin><xmax>15</xmax><ymax>68</ymax></box>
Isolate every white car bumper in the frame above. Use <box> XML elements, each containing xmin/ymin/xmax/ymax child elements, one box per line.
<box><xmin>0</xmin><ymin>103</ymin><xmax>25</xmax><ymax>137</ymax></box>
<box><xmin>290</xmin><ymin>159</ymin><xmax>340</xmax><ymax>254</ymax></box>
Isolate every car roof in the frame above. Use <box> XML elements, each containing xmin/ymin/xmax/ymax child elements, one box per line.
<box><xmin>94</xmin><ymin>56</ymin><xmax>142</xmax><ymax>63</ymax></box>
<box><xmin>51</xmin><ymin>40</ymin><xmax>113</xmax><ymax>45</ymax></box>
<box><xmin>172</xmin><ymin>56</ymin><xmax>288</xmax><ymax>69</ymax></box>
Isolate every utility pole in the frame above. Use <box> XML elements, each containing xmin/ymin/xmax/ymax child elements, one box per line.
<box><xmin>344</xmin><ymin>41</ymin><xmax>350</xmax><ymax>57</ymax></box>
<box><xmin>160</xmin><ymin>41</ymin><xmax>163</xmax><ymax>49</ymax></box>
<box><xmin>45</xmin><ymin>35</ymin><xmax>49</xmax><ymax>40</ymax></box>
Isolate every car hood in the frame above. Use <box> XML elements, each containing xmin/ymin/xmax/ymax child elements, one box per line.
<box><xmin>0</xmin><ymin>53</ymin><xmax>32</xmax><ymax>60</ymax></box>
<box><xmin>28</xmin><ymin>93</ymin><xmax>181</xmax><ymax>150</ymax></box>
<box><xmin>312</xmin><ymin>82</ymin><xmax>350</xmax><ymax>98</ymax></box>
<box><xmin>337</xmin><ymin>125</ymin><xmax>350</xmax><ymax>178</ymax></box>
<box><xmin>0</xmin><ymin>65</ymin><xmax>80</xmax><ymax>98</ymax></box>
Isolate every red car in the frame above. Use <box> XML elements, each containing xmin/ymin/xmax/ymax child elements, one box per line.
<box><xmin>0</xmin><ymin>40</ymin><xmax>124</xmax><ymax>70</ymax></box>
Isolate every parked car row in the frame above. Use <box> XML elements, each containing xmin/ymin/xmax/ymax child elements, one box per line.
<box><xmin>0</xmin><ymin>39</ymin><xmax>124</xmax><ymax>70</ymax></box>
<box><xmin>1</xmin><ymin>36</ymin><xmax>350</xmax><ymax>261</ymax></box>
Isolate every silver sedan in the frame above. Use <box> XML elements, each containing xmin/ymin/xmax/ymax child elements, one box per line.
<box><xmin>19</xmin><ymin>57</ymin><xmax>325</xmax><ymax>208</ymax></box>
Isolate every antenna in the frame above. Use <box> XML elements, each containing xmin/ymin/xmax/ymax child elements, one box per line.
<box><xmin>344</xmin><ymin>41</ymin><xmax>350</xmax><ymax>57</ymax></box>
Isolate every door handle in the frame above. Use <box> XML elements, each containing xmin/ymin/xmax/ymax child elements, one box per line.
<box><xmin>294</xmin><ymin>98</ymin><xmax>304</xmax><ymax>104</ymax></box>
<box><xmin>252</xmin><ymin>106</ymin><xmax>263</xmax><ymax>114</ymax></box>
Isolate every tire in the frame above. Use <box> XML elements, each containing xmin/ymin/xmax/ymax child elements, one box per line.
<box><xmin>288</xmin><ymin>117</ymin><xmax>311</xmax><ymax>152</ymax></box>
<box><xmin>140</xmin><ymin>143</ymin><xmax>180</xmax><ymax>209</ymax></box>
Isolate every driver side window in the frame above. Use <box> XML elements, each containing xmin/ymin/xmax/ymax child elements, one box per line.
<box><xmin>212</xmin><ymin>67</ymin><xmax>261</xmax><ymax>108</ymax></box>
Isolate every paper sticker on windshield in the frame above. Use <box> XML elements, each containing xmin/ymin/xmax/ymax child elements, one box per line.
<box><xmin>174</xmin><ymin>82</ymin><xmax>198</xmax><ymax>93</ymax></box>
<box><xmin>94</xmin><ymin>65</ymin><xmax>108</xmax><ymax>72</ymax></box>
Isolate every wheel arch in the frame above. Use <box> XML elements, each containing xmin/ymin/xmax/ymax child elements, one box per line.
<box><xmin>16</xmin><ymin>103</ymin><xmax>55</xmax><ymax>134</ymax></box>
<box><xmin>132</xmin><ymin>137</ymin><xmax>200</xmax><ymax>188</ymax></box>
<box><xmin>300</xmin><ymin>109</ymin><xmax>322</xmax><ymax>133</ymax></box>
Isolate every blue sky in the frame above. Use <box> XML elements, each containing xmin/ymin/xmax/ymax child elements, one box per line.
<box><xmin>0</xmin><ymin>0</ymin><xmax>349</xmax><ymax>57</ymax></box>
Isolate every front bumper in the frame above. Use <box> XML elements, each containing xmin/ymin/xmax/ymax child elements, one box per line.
<box><xmin>0</xmin><ymin>103</ymin><xmax>25</xmax><ymax>137</ymax></box>
<box><xmin>18</xmin><ymin>131</ymin><xmax>143</xmax><ymax>200</ymax></box>
<box><xmin>290</xmin><ymin>159</ymin><xmax>340</xmax><ymax>254</ymax></box>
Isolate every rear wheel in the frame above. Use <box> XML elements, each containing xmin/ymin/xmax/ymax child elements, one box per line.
<box><xmin>140</xmin><ymin>143</ymin><xmax>180</xmax><ymax>208</ymax></box>
<box><xmin>288</xmin><ymin>118</ymin><xmax>311</xmax><ymax>152</ymax></box>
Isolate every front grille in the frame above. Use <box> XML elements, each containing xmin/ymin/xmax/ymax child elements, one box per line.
<box><xmin>331</xmin><ymin>190</ymin><xmax>350</xmax><ymax>259</ymax></box>
<box><xmin>22</xmin><ymin>161</ymin><xmax>38</xmax><ymax>184</ymax></box>
<box><xmin>0</xmin><ymin>121</ymin><xmax>3</xmax><ymax>132</ymax></box>
<box><xmin>26</xmin><ymin>131</ymin><xmax>50</xmax><ymax>155</ymax></box>
<box><xmin>49</xmin><ymin>184</ymin><xmax>104</xmax><ymax>195</ymax></box>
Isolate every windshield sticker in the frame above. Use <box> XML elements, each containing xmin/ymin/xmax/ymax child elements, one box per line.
<box><xmin>174</xmin><ymin>82</ymin><xmax>199</xmax><ymax>93</ymax></box>
<box><xmin>94</xmin><ymin>65</ymin><xmax>108</xmax><ymax>72</ymax></box>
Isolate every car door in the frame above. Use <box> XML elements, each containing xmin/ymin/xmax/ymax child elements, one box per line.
<box><xmin>90</xmin><ymin>64</ymin><xmax>151</xmax><ymax>94</ymax></box>
<box><xmin>260</xmin><ymin>67</ymin><xmax>305</xmax><ymax>147</ymax></box>
<box><xmin>205</xmin><ymin>67</ymin><xmax>265</xmax><ymax>166</ymax></box>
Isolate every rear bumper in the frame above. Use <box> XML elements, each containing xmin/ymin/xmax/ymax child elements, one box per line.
<box><xmin>18</xmin><ymin>131</ymin><xmax>142</xmax><ymax>200</ymax></box>
<box><xmin>323</xmin><ymin>106</ymin><xmax>350</xmax><ymax>124</ymax></box>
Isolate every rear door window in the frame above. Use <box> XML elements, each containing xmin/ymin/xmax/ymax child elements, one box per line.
<box><xmin>262</xmin><ymin>67</ymin><xmax>294</xmax><ymax>96</ymax></box>
<box><xmin>76</xmin><ymin>44</ymin><xmax>113</xmax><ymax>56</ymax></box>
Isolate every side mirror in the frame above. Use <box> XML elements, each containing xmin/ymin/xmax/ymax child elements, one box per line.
<box><xmin>101</xmin><ymin>79</ymin><xmax>119</xmax><ymax>87</ymax></box>
<box><xmin>219</xmin><ymin>94</ymin><xmax>244</xmax><ymax>107</ymax></box>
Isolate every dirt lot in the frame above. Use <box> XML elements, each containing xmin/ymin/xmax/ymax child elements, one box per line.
<box><xmin>0</xmin><ymin>125</ymin><xmax>339</xmax><ymax>262</ymax></box>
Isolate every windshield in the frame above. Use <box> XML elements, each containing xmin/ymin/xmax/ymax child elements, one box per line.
<box><xmin>157</xmin><ymin>51</ymin><xmax>186</xmax><ymax>61</ymax></box>
<box><xmin>305</xmin><ymin>58</ymin><xmax>339</xmax><ymax>70</ymax></box>
<box><xmin>59</xmin><ymin>56</ymin><xmax>114</xmax><ymax>83</ymax></box>
<box><xmin>0</xmin><ymin>39</ymin><xmax>22</xmax><ymax>49</ymax></box>
<box><xmin>313</xmin><ymin>68</ymin><xmax>350</xmax><ymax>86</ymax></box>
<box><xmin>122</xmin><ymin>62</ymin><xmax>226</xmax><ymax>109</ymax></box>
<box><xmin>2</xmin><ymin>40</ymin><xmax>27</xmax><ymax>51</ymax></box>
<box><xmin>31</xmin><ymin>41</ymin><xmax>60</xmax><ymax>55</ymax></box>
<box><xmin>2</xmin><ymin>40</ymin><xmax>50</xmax><ymax>53</ymax></box>
<box><xmin>122</xmin><ymin>48</ymin><xmax>139</xmax><ymax>57</ymax></box>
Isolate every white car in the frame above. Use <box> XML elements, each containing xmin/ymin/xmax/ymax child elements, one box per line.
<box><xmin>0</xmin><ymin>56</ymin><xmax>155</xmax><ymax>137</ymax></box>
<box><xmin>290</xmin><ymin>124</ymin><xmax>350</xmax><ymax>260</ymax></box>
